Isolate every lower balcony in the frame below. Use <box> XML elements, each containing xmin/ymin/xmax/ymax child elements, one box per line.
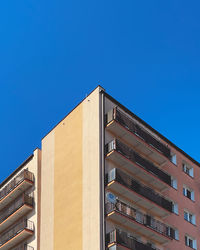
<box><xmin>0</xmin><ymin>193</ymin><xmax>34</xmax><ymax>233</ymax></box>
<box><xmin>106</xmin><ymin>168</ymin><xmax>172</xmax><ymax>217</ymax></box>
<box><xmin>106</xmin><ymin>200</ymin><xmax>173</xmax><ymax>244</ymax></box>
<box><xmin>106</xmin><ymin>229</ymin><xmax>158</xmax><ymax>250</ymax></box>
<box><xmin>0</xmin><ymin>219</ymin><xmax>34</xmax><ymax>250</ymax></box>
<box><xmin>11</xmin><ymin>243</ymin><xmax>34</xmax><ymax>250</ymax></box>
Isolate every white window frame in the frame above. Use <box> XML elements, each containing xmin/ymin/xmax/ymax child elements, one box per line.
<box><xmin>183</xmin><ymin>162</ymin><xmax>194</xmax><ymax>178</ymax></box>
<box><xmin>171</xmin><ymin>153</ymin><xmax>177</xmax><ymax>165</ymax></box>
<box><xmin>184</xmin><ymin>210</ymin><xmax>196</xmax><ymax>225</ymax></box>
<box><xmin>183</xmin><ymin>185</ymin><xmax>195</xmax><ymax>201</ymax></box>
<box><xmin>185</xmin><ymin>235</ymin><xmax>197</xmax><ymax>249</ymax></box>
<box><xmin>171</xmin><ymin>177</ymin><xmax>177</xmax><ymax>189</ymax></box>
<box><xmin>174</xmin><ymin>228</ymin><xmax>179</xmax><ymax>240</ymax></box>
<box><xmin>172</xmin><ymin>202</ymin><xmax>179</xmax><ymax>215</ymax></box>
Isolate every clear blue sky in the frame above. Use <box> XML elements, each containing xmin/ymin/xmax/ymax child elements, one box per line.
<box><xmin>1</xmin><ymin>1</ymin><xmax>200</xmax><ymax>182</ymax></box>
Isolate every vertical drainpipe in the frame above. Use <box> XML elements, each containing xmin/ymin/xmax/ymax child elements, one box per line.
<box><xmin>99</xmin><ymin>89</ymin><xmax>105</xmax><ymax>250</ymax></box>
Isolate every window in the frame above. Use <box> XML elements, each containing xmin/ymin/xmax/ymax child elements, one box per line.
<box><xmin>108</xmin><ymin>168</ymin><xmax>116</xmax><ymax>182</ymax></box>
<box><xmin>183</xmin><ymin>163</ymin><xmax>194</xmax><ymax>178</ymax></box>
<box><xmin>183</xmin><ymin>186</ymin><xmax>195</xmax><ymax>201</ymax></box>
<box><xmin>174</xmin><ymin>229</ymin><xmax>179</xmax><ymax>240</ymax></box>
<box><xmin>171</xmin><ymin>153</ymin><xmax>177</xmax><ymax>165</ymax></box>
<box><xmin>184</xmin><ymin>210</ymin><xmax>196</xmax><ymax>225</ymax></box>
<box><xmin>171</xmin><ymin>177</ymin><xmax>177</xmax><ymax>189</ymax></box>
<box><xmin>185</xmin><ymin>235</ymin><xmax>197</xmax><ymax>249</ymax></box>
<box><xmin>172</xmin><ymin>202</ymin><xmax>179</xmax><ymax>215</ymax></box>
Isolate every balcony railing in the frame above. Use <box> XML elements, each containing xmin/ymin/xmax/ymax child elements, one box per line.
<box><xmin>11</xmin><ymin>244</ymin><xmax>34</xmax><ymax>250</ymax></box>
<box><xmin>106</xmin><ymin>200</ymin><xmax>174</xmax><ymax>239</ymax></box>
<box><xmin>105</xmin><ymin>139</ymin><xmax>171</xmax><ymax>186</ymax></box>
<box><xmin>0</xmin><ymin>193</ymin><xmax>34</xmax><ymax>224</ymax></box>
<box><xmin>0</xmin><ymin>219</ymin><xmax>34</xmax><ymax>247</ymax></box>
<box><xmin>106</xmin><ymin>229</ymin><xmax>158</xmax><ymax>250</ymax></box>
<box><xmin>106</xmin><ymin>168</ymin><xmax>172</xmax><ymax>213</ymax></box>
<box><xmin>106</xmin><ymin>107</ymin><xmax>171</xmax><ymax>159</ymax></box>
<box><xmin>0</xmin><ymin>170</ymin><xmax>34</xmax><ymax>201</ymax></box>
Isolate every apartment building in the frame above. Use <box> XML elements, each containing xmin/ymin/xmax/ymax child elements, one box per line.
<box><xmin>1</xmin><ymin>86</ymin><xmax>200</xmax><ymax>250</ymax></box>
<box><xmin>0</xmin><ymin>149</ymin><xmax>41</xmax><ymax>250</ymax></box>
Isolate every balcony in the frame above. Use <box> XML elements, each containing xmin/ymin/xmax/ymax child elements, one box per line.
<box><xmin>106</xmin><ymin>229</ymin><xmax>158</xmax><ymax>250</ymax></box>
<box><xmin>0</xmin><ymin>170</ymin><xmax>34</xmax><ymax>210</ymax></box>
<box><xmin>11</xmin><ymin>243</ymin><xmax>34</xmax><ymax>250</ymax></box>
<box><xmin>0</xmin><ymin>193</ymin><xmax>34</xmax><ymax>233</ymax></box>
<box><xmin>0</xmin><ymin>219</ymin><xmax>34</xmax><ymax>250</ymax></box>
<box><xmin>105</xmin><ymin>139</ymin><xmax>171</xmax><ymax>191</ymax></box>
<box><xmin>106</xmin><ymin>168</ymin><xmax>172</xmax><ymax>217</ymax></box>
<box><xmin>106</xmin><ymin>200</ymin><xmax>174</xmax><ymax>244</ymax></box>
<box><xmin>106</xmin><ymin>108</ymin><xmax>171</xmax><ymax>165</ymax></box>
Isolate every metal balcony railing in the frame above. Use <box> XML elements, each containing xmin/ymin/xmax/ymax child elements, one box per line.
<box><xmin>106</xmin><ymin>168</ymin><xmax>173</xmax><ymax>213</ymax></box>
<box><xmin>105</xmin><ymin>139</ymin><xmax>171</xmax><ymax>186</ymax></box>
<box><xmin>106</xmin><ymin>229</ymin><xmax>158</xmax><ymax>250</ymax></box>
<box><xmin>11</xmin><ymin>244</ymin><xmax>34</xmax><ymax>250</ymax></box>
<box><xmin>106</xmin><ymin>200</ymin><xmax>174</xmax><ymax>239</ymax></box>
<box><xmin>0</xmin><ymin>219</ymin><xmax>34</xmax><ymax>247</ymax></box>
<box><xmin>0</xmin><ymin>193</ymin><xmax>34</xmax><ymax>224</ymax></box>
<box><xmin>106</xmin><ymin>107</ymin><xmax>171</xmax><ymax>159</ymax></box>
<box><xmin>0</xmin><ymin>170</ymin><xmax>34</xmax><ymax>201</ymax></box>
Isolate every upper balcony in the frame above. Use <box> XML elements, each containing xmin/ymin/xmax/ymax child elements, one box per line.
<box><xmin>105</xmin><ymin>108</ymin><xmax>171</xmax><ymax>165</ymax></box>
<box><xmin>0</xmin><ymin>219</ymin><xmax>34</xmax><ymax>250</ymax></box>
<box><xmin>0</xmin><ymin>193</ymin><xmax>34</xmax><ymax>233</ymax></box>
<box><xmin>106</xmin><ymin>168</ymin><xmax>172</xmax><ymax>217</ymax></box>
<box><xmin>106</xmin><ymin>200</ymin><xmax>174</xmax><ymax>245</ymax></box>
<box><xmin>0</xmin><ymin>170</ymin><xmax>34</xmax><ymax>210</ymax></box>
<box><xmin>106</xmin><ymin>229</ymin><xmax>159</xmax><ymax>250</ymax></box>
<box><xmin>105</xmin><ymin>139</ymin><xmax>171</xmax><ymax>191</ymax></box>
<box><xmin>11</xmin><ymin>243</ymin><xmax>34</xmax><ymax>250</ymax></box>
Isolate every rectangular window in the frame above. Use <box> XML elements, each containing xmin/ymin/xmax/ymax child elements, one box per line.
<box><xmin>174</xmin><ymin>229</ymin><xmax>179</xmax><ymax>240</ymax></box>
<box><xmin>183</xmin><ymin>163</ymin><xmax>194</xmax><ymax>177</ymax></box>
<box><xmin>108</xmin><ymin>168</ymin><xmax>116</xmax><ymax>182</ymax></box>
<box><xmin>172</xmin><ymin>202</ymin><xmax>179</xmax><ymax>215</ymax></box>
<box><xmin>171</xmin><ymin>177</ymin><xmax>177</xmax><ymax>189</ymax></box>
<box><xmin>184</xmin><ymin>210</ymin><xmax>196</xmax><ymax>225</ymax></box>
<box><xmin>183</xmin><ymin>186</ymin><xmax>195</xmax><ymax>201</ymax></box>
<box><xmin>185</xmin><ymin>235</ymin><xmax>197</xmax><ymax>249</ymax></box>
<box><xmin>171</xmin><ymin>153</ymin><xmax>177</xmax><ymax>165</ymax></box>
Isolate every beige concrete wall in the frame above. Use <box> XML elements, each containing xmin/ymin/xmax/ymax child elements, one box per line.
<box><xmin>36</xmin><ymin>147</ymin><xmax>42</xmax><ymax>250</ymax></box>
<box><xmin>54</xmin><ymin>104</ymin><xmax>83</xmax><ymax>249</ymax></box>
<box><xmin>26</xmin><ymin>148</ymin><xmax>41</xmax><ymax>250</ymax></box>
<box><xmin>40</xmin><ymin>132</ymin><xmax>55</xmax><ymax>250</ymax></box>
<box><xmin>40</xmin><ymin>86</ymin><xmax>103</xmax><ymax>250</ymax></box>
<box><xmin>82</xmin><ymin>87</ymin><xmax>102</xmax><ymax>250</ymax></box>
